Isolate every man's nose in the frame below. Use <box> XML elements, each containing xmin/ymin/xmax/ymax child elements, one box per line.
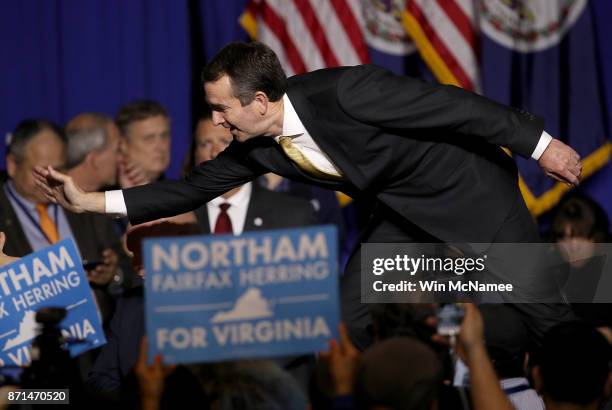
<box><xmin>212</xmin><ymin>111</ymin><xmax>224</xmax><ymax>126</ymax></box>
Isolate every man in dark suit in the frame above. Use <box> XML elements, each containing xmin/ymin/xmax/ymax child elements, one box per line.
<box><xmin>35</xmin><ymin>42</ymin><xmax>582</xmax><ymax>348</ymax></box>
<box><xmin>193</xmin><ymin>182</ymin><xmax>316</xmax><ymax>233</ymax></box>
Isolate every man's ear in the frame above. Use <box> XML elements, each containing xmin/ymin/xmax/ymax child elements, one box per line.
<box><xmin>85</xmin><ymin>150</ymin><xmax>98</xmax><ymax>170</ymax></box>
<box><xmin>531</xmin><ymin>365</ymin><xmax>543</xmax><ymax>393</ymax></box>
<box><xmin>6</xmin><ymin>154</ymin><xmax>17</xmax><ymax>178</ymax></box>
<box><xmin>253</xmin><ymin>91</ymin><xmax>270</xmax><ymax>116</ymax></box>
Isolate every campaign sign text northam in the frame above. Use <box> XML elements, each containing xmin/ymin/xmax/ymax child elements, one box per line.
<box><xmin>144</xmin><ymin>226</ymin><xmax>339</xmax><ymax>364</ymax></box>
<box><xmin>0</xmin><ymin>239</ymin><xmax>106</xmax><ymax>367</ymax></box>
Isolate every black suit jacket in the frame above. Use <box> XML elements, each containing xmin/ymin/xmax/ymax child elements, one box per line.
<box><xmin>194</xmin><ymin>183</ymin><xmax>317</xmax><ymax>233</ymax></box>
<box><xmin>123</xmin><ymin>65</ymin><xmax>543</xmax><ymax>243</ymax></box>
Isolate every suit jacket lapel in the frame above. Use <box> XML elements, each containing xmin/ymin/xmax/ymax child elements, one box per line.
<box><xmin>286</xmin><ymin>79</ymin><xmax>367</xmax><ymax>190</ymax></box>
<box><xmin>243</xmin><ymin>184</ymin><xmax>266</xmax><ymax>231</ymax></box>
<box><xmin>194</xmin><ymin>205</ymin><xmax>211</xmax><ymax>235</ymax></box>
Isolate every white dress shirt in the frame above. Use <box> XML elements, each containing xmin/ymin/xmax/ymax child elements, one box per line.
<box><xmin>454</xmin><ymin>364</ymin><xmax>544</xmax><ymax>410</ymax></box>
<box><xmin>105</xmin><ymin>95</ymin><xmax>553</xmax><ymax>217</ymax></box>
<box><xmin>500</xmin><ymin>377</ymin><xmax>545</xmax><ymax>410</ymax></box>
<box><xmin>273</xmin><ymin>94</ymin><xmax>344</xmax><ymax>177</ymax></box>
<box><xmin>206</xmin><ymin>182</ymin><xmax>252</xmax><ymax>235</ymax></box>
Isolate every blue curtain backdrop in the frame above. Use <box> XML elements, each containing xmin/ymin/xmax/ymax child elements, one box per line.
<box><xmin>582</xmin><ymin>0</ymin><xmax>612</xmax><ymax>221</ymax></box>
<box><xmin>0</xmin><ymin>0</ymin><xmax>610</xmax><ymax>220</ymax></box>
<box><xmin>0</xmin><ymin>0</ymin><xmax>191</xmax><ymax>179</ymax></box>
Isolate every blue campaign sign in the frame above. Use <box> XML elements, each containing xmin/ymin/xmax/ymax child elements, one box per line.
<box><xmin>0</xmin><ymin>239</ymin><xmax>106</xmax><ymax>367</ymax></box>
<box><xmin>144</xmin><ymin>225</ymin><xmax>339</xmax><ymax>364</ymax></box>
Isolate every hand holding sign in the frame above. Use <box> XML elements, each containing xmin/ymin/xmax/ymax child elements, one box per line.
<box><xmin>135</xmin><ymin>336</ymin><xmax>176</xmax><ymax>408</ymax></box>
<box><xmin>0</xmin><ymin>239</ymin><xmax>106</xmax><ymax>366</ymax></box>
<box><xmin>0</xmin><ymin>232</ymin><xmax>19</xmax><ymax>267</ymax></box>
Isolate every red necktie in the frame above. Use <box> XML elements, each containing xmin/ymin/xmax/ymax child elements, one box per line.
<box><xmin>214</xmin><ymin>203</ymin><xmax>233</xmax><ymax>234</ymax></box>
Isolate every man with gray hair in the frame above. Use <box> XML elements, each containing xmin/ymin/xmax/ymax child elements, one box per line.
<box><xmin>64</xmin><ymin>113</ymin><xmax>137</xmax><ymax>297</ymax></box>
<box><xmin>65</xmin><ymin>113</ymin><xmax>120</xmax><ymax>191</ymax></box>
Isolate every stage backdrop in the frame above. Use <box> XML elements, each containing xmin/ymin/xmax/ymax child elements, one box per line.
<box><xmin>0</xmin><ymin>0</ymin><xmax>191</xmax><ymax>179</ymax></box>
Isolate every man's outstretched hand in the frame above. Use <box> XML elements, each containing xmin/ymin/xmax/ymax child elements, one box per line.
<box><xmin>33</xmin><ymin>166</ymin><xmax>105</xmax><ymax>214</ymax></box>
<box><xmin>538</xmin><ymin>138</ymin><xmax>582</xmax><ymax>186</ymax></box>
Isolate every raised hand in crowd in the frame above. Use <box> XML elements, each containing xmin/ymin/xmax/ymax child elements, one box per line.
<box><xmin>134</xmin><ymin>336</ymin><xmax>176</xmax><ymax>410</ymax></box>
<box><xmin>86</xmin><ymin>248</ymin><xmax>119</xmax><ymax>287</ymax></box>
<box><xmin>457</xmin><ymin>303</ymin><xmax>514</xmax><ymax>410</ymax></box>
<box><xmin>0</xmin><ymin>232</ymin><xmax>19</xmax><ymax>267</ymax></box>
<box><xmin>320</xmin><ymin>322</ymin><xmax>361</xmax><ymax>397</ymax></box>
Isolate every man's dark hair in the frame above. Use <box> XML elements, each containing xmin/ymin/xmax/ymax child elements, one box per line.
<box><xmin>537</xmin><ymin>322</ymin><xmax>611</xmax><ymax>406</ymax></box>
<box><xmin>201</xmin><ymin>42</ymin><xmax>287</xmax><ymax>105</ymax></box>
<box><xmin>551</xmin><ymin>194</ymin><xmax>610</xmax><ymax>242</ymax></box>
<box><xmin>115</xmin><ymin>99</ymin><xmax>168</xmax><ymax>136</ymax></box>
<box><xmin>190</xmin><ymin>360</ymin><xmax>307</xmax><ymax>410</ymax></box>
<box><xmin>7</xmin><ymin>119</ymin><xmax>64</xmax><ymax>163</ymax></box>
<box><xmin>355</xmin><ymin>337</ymin><xmax>443</xmax><ymax>410</ymax></box>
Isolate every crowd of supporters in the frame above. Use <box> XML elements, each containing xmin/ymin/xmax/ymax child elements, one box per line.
<box><xmin>0</xmin><ymin>105</ymin><xmax>610</xmax><ymax>409</ymax></box>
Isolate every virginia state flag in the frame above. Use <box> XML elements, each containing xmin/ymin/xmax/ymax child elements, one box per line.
<box><xmin>403</xmin><ymin>0</ymin><xmax>611</xmax><ymax>217</ymax></box>
<box><xmin>479</xmin><ymin>0</ymin><xmax>611</xmax><ymax>216</ymax></box>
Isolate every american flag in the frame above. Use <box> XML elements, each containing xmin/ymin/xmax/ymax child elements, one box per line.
<box><xmin>403</xmin><ymin>0</ymin><xmax>480</xmax><ymax>92</ymax></box>
<box><xmin>240</xmin><ymin>0</ymin><xmax>370</xmax><ymax>76</ymax></box>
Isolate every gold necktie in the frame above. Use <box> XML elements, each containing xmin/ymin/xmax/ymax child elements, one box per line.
<box><xmin>36</xmin><ymin>204</ymin><xmax>59</xmax><ymax>244</ymax></box>
<box><xmin>278</xmin><ymin>136</ymin><xmax>343</xmax><ymax>180</ymax></box>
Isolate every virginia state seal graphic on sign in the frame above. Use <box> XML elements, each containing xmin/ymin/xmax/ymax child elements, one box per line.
<box><xmin>479</xmin><ymin>0</ymin><xmax>588</xmax><ymax>52</ymax></box>
<box><xmin>361</xmin><ymin>0</ymin><xmax>417</xmax><ymax>55</ymax></box>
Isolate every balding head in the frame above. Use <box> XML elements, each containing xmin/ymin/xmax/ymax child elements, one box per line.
<box><xmin>66</xmin><ymin>113</ymin><xmax>120</xmax><ymax>188</ymax></box>
<box><xmin>66</xmin><ymin>113</ymin><xmax>113</xmax><ymax>166</ymax></box>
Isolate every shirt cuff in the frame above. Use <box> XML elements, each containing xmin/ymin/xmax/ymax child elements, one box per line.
<box><xmin>104</xmin><ymin>190</ymin><xmax>128</xmax><ymax>217</ymax></box>
<box><xmin>531</xmin><ymin>131</ymin><xmax>553</xmax><ymax>160</ymax></box>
